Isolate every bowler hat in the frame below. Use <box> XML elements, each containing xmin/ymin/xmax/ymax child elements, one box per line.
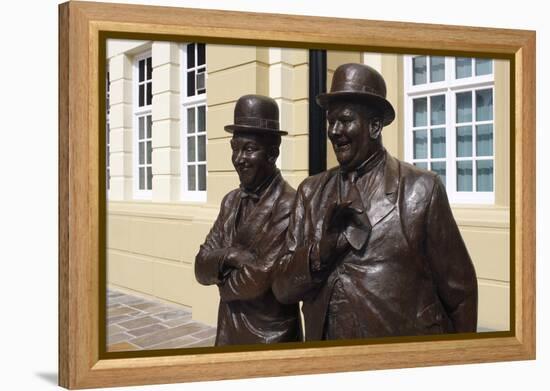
<box><xmin>224</xmin><ymin>94</ymin><xmax>288</xmax><ymax>135</ymax></box>
<box><xmin>316</xmin><ymin>63</ymin><xmax>395</xmax><ymax>126</ymax></box>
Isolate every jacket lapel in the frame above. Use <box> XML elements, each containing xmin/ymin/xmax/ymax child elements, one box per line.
<box><xmin>366</xmin><ymin>152</ymin><xmax>400</xmax><ymax>227</ymax></box>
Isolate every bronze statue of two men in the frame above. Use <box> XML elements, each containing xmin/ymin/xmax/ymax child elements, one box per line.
<box><xmin>195</xmin><ymin>63</ymin><xmax>478</xmax><ymax>346</ymax></box>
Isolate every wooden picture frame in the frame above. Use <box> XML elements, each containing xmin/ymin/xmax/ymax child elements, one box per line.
<box><xmin>58</xmin><ymin>1</ymin><xmax>536</xmax><ymax>388</ymax></box>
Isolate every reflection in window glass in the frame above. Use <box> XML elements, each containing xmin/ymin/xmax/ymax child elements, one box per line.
<box><xmin>198</xmin><ymin>164</ymin><xmax>206</xmax><ymax>191</ymax></box>
<box><xmin>413</xmin><ymin>56</ymin><xmax>427</xmax><ymax>85</ymax></box>
<box><xmin>414</xmin><ymin>130</ymin><xmax>428</xmax><ymax>159</ymax></box>
<box><xmin>456</xmin><ymin>57</ymin><xmax>472</xmax><ymax>78</ymax></box>
<box><xmin>456</xmin><ymin>92</ymin><xmax>472</xmax><ymax>123</ymax></box>
<box><xmin>457</xmin><ymin>161</ymin><xmax>473</xmax><ymax>191</ymax></box>
<box><xmin>187</xmin><ymin>166</ymin><xmax>196</xmax><ymax>191</ymax></box>
<box><xmin>413</xmin><ymin>98</ymin><xmax>427</xmax><ymax>127</ymax></box>
<box><xmin>430</xmin><ymin>56</ymin><xmax>445</xmax><ymax>83</ymax></box>
<box><xmin>431</xmin><ymin>161</ymin><xmax>446</xmax><ymax>186</ymax></box>
<box><xmin>430</xmin><ymin>95</ymin><xmax>445</xmax><ymax>126</ymax></box>
<box><xmin>414</xmin><ymin>162</ymin><xmax>428</xmax><ymax>170</ymax></box>
<box><xmin>431</xmin><ymin>128</ymin><xmax>446</xmax><ymax>158</ymax></box>
<box><xmin>476</xmin><ymin>89</ymin><xmax>493</xmax><ymax>121</ymax></box>
<box><xmin>475</xmin><ymin>58</ymin><xmax>492</xmax><ymax>76</ymax></box>
<box><xmin>187</xmin><ymin>107</ymin><xmax>195</xmax><ymax>133</ymax></box>
<box><xmin>476</xmin><ymin>124</ymin><xmax>493</xmax><ymax>156</ymax></box>
<box><xmin>456</xmin><ymin>126</ymin><xmax>473</xmax><ymax>157</ymax></box>
<box><xmin>476</xmin><ymin>160</ymin><xmax>493</xmax><ymax>192</ymax></box>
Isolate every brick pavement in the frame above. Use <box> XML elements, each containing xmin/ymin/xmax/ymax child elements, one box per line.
<box><xmin>106</xmin><ymin>288</ymin><xmax>216</xmax><ymax>352</ymax></box>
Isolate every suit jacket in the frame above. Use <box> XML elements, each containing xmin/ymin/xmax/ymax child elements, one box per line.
<box><xmin>195</xmin><ymin>171</ymin><xmax>301</xmax><ymax>345</ymax></box>
<box><xmin>273</xmin><ymin>152</ymin><xmax>478</xmax><ymax>340</ymax></box>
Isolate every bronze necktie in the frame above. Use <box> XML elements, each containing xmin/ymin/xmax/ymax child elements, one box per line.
<box><xmin>340</xmin><ymin>172</ymin><xmax>372</xmax><ymax>251</ymax></box>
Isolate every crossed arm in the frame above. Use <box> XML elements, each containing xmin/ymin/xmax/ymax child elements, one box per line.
<box><xmin>194</xmin><ymin>194</ymin><xmax>292</xmax><ymax>302</ymax></box>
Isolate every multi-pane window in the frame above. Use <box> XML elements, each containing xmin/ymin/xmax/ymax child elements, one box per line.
<box><xmin>405</xmin><ymin>55</ymin><xmax>495</xmax><ymax>204</ymax></box>
<box><xmin>134</xmin><ymin>52</ymin><xmax>153</xmax><ymax>197</ymax></box>
<box><xmin>181</xmin><ymin>43</ymin><xmax>207</xmax><ymax>201</ymax></box>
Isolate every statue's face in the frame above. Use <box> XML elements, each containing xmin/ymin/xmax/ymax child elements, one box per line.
<box><xmin>327</xmin><ymin>102</ymin><xmax>379</xmax><ymax>171</ymax></box>
<box><xmin>231</xmin><ymin>133</ymin><xmax>275</xmax><ymax>190</ymax></box>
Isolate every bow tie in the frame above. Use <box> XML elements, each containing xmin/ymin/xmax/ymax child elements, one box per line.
<box><xmin>239</xmin><ymin>190</ymin><xmax>260</xmax><ymax>201</ymax></box>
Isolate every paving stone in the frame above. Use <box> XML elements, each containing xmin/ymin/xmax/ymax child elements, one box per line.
<box><xmin>108</xmin><ymin>332</ymin><xmax>133</xmax><ymax>344</ymax></box>
<box><xmin>127</xmin><ymin>323</ymin><xmax>168</xmax><ymax>337</ymax></box>
<box><xmin>190</xmin><ymin>327</ymin><xmax>216</xmax><ymax>340</ymax></box>
<box><xmin>107</xmin><ymin>314</ymin><xmax>136</xmax><ymax>325</ymax></box>
<box><xmin>107</xmin><ymin>324</ymin><xmax>125</xmax><ymax>335</ymax></box>
<box><xmin>108</xmin><ymin>341</ymin><xmax>139</xmax><ymax>352</ymax></box>
<box><xmin>108</xmin><ymin>305</ymin><xmax>142</xmax><ymax>317</ymax></box>
<box><xmin>184</xmin><ymin>336</ymin><xmax>216</xmax><ymax>348</ymax></box>
<box><xmin>163</xmin><ymin>316</ymin><xmax>192</xmax><ymax>327</ymax></box>
<box><xmin>118</xmin><ymin>316</ymin><xmax>160</xmax><ymax>330</ymax></box>
<box><xmin>152</xmin><ymin>310</ymin><xmax>190</xmax><ymax>322</ymax></box>
<box><xmin>130</xmin><ymin>322</ymin><xmax>206</xmax><ymax>348</ymax></box>
<box><xmin>128</xmin><ymin>302</ymin><xmax>164</xmax><ymax>311</ymax></box>
<box><xmin>146</xmin><ymin>336</ymin><xmax>198</xmax><ymax>350</ymax></box>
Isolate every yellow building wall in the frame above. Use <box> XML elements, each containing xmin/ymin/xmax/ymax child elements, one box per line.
<box><xmin>107</xmin><ymin>42</ymin><xmax>309</xmax><ymax>326</ymax></box>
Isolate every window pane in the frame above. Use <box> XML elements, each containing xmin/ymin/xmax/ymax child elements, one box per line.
<box><xmin>147</xmin><ymin>115</ymin><xmax>152</xmax><ymax>138</ymax></box>
<box><xmin>187</xmin><ymin>43</ymin><xmax>195</xmax><ymax>68</ymax></box>
<box><xmin>198</xmin><ymin>135</ymin><xmax>206</xmax><ymax>161</ymax></box>
<box><xmin>187</xmin><ymin>107</ymin><xmax>196</xmax><ymax>133</ymax></box>
<box><xmin>139</xmin><ymin>116</ymin><xmax>144</xmax><ymax>139</ymax></box>
<box><xmin>146</xmin><ymin>82</ymin><xmax>152</xmax><ymax>106</ymax></box>
<box><xmin>146</xmin><ymin>57</ymin><xmax>152</xmax><ymax>80</ymax></box>
<box><xmin>187</xmin><ymin>165</ymin><xmax>196</xmax><ymax>191</ymax></box>
<box><xmin>476</xmin><ymin>124</ymin><xmax>493</xmax><ymax>156</ymax></box>
<box><xmin>414</xmin><ymin>162</ymin><xmax>428</xmax><ymax>170</ymax></box>
<box><xmin>198</xmin><ymin>164</ymin><xmax>206</xmax><ymax>191</ymax></box>
<box><xmin>139</xmin><ymin>59</ymin><xmax>145</xmax><ymax>82</ymax></box>
<box><xmin>413</xmin><ymin>97</ymin><xmax>427</xmax><ymax>127</ymax></box>
<box><xmin>456</xmin><ymin>91</ymin><xmax>472</xmax><ymax>123</ymax></box>
<box><xmin>139</xmin><ymin>167</ymin><xmax>145</xmax><ymax>190</ymax></box>
<box><xmin>430</xmin><ymin>56</ymin><xmax>445</xmax><ymax>82</ymax></box>
<box><xmin>198</xmin><ymin>44</ymin><xmax>206</xmax><ymax>66</ymax></box>
<box><xmin>139</xmin><ymin>84</ymin><xmax>144</xmax><ymax>107</ymax></box>
<box><xmin>430</xmin><ymin>95</ymin><xmax>445</xmax><ymax>125</ymax></box>
<box><xmin>457</xmin><ymin>161</ymin><xmax>473</xmax><ymax>191</ymax></box>
<box><xmin>456</xmin><ymin>57</ymin><xmax>472</xmax><ymax>79</ymax></box>
<box><xmin>147</xmin><ymin>141</ymin><xmax>152</xmax><ymax>164</ymax></box>
<box><xmin>413</xmin><ymin>129</ymin><xmax>428</xmax><ymax>159</ymax></box>
<box><xmin>413</xmin><ymin>56</ymin><xmax>427</xmax><ymax>85</ymax></box>
<box><xmin>475</xmin><ymin>58</ymin><xmax>492</xmax><ymax>76</ymax></box>
<box><xmin>476</xmin><ymin>89</ymin><xmax>493</xmax><ymax>121</ymax></box>
<box><xmin>139</xmin><ymin>142</ymin><xmax>144</xmax><ymax>165</ymax></box>
<box><xmin>198</xmin><ymin>106</ymin><xmax>206</xmax><ymax>132</ymax></box>
<box><xmin>457</xmin><ymin>126</ymin><xmax>473</xmax><ymax>157</ymax></box>
<box><xmin>187</xmin><ymin>71</ymin><xmax>195</xmax><ymax>97</ymax></box>
<box><xmin>187</xmin><ymin>136</ymin><xmax>196</xmax><ymax>162</ymax></box>
<box><xmin>431</xmin><ymin>161</ymin><xmax>446</xmax><ymax>187</ymax></box>
<box><xmin>196</xmin><ymin>71</ymin><xmax>206</xmax><ymax>93</ymax></box>
<box><xmin>147</xmin><ymin>166</ymin><xmax>152</xmax><ymax>190</ymax></box>
<box><xmin>431</xmin><ymin>128</ymin><xmax>446</xmax><ymax>158</ymax></box>
<box><xmin>476</xmin><ymin>160</ymin><xmax>494</xmax><ymax>192</ymax></box>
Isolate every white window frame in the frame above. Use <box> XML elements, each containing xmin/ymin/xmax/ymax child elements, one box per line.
<box><xmin>106</xmin><ymin>68</ymin><xmax>111</xmax><ymax>194</ymax></box>
<box><xmin>404</xmin><ymin>55</ymin><xmax>495</xmax><ymax>205</ymax></box>
<box><xmin>180</xmin><ymin>43</ymin><xmax>207</xmax><ymax>202</ymax></box>
<box><xmin>133</xmin><ymin>51</ymin><xmax>153</xmax><ymax>200</ymax></box>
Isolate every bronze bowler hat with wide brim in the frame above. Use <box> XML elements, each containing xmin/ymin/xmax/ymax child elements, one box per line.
<box><xmin>316</xmin><ymin>63</ymin><xmax>396</xmax><ymax>126</ymax></box>
<box><xmin>224</xmin><ymin>94</ymin><xmax>288</xmax><ymax>136</ymax></box>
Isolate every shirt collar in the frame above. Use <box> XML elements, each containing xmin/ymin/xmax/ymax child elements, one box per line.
<box><xmin>341</xmin><ymin>147</ymin><xmax>386</xmax><ymax>182</ymax></box>
<box><xmin>239</xmin><ymin>169</ymin><xmax>279</xmax><ymax>201</ymax></box>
